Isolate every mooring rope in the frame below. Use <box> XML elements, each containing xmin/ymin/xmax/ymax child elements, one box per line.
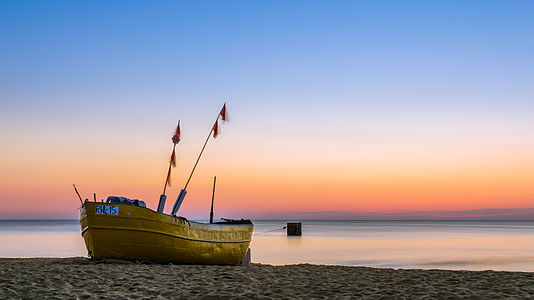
<box><xmin>253</xmin><ymin>226</ymin><xmax>287</xmax><ymax>236</ymax></box>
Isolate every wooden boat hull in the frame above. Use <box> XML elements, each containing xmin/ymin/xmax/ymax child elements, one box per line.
<box><xmin>80</xmin><ymin>202</ymin><xmax>253</xmax><ymax>265</ymax></box>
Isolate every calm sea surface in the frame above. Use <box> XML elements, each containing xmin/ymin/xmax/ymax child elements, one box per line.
<box><xmin>1</xmin><ymin>220</ymin><xmax>534</xmax><ymax>272</ymax></box>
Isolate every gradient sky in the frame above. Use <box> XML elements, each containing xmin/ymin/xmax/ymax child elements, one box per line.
<box><xmin>1</xmin><ymin>1</ymin><xmax>533</xmax><ymax>219</ymax></box>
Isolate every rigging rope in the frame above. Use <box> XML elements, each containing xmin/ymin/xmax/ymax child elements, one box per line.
<box><xmin>253</xmin><ymin>226</ymin><xmax>287</xmax><ymax>236</ymax></box>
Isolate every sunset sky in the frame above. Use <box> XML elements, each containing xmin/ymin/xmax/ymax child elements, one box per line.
<box><xmin>1</xmin><ymin>1</ymin><xmax>533</xmax><ymax>219</ymax></box>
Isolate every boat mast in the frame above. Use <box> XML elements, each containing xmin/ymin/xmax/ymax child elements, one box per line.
<box><xmin>171</xmin><ymin>103</ymin><xmax>226</xmax><ymax>215</ymax></box>
<box><xmin>158</xmin><ymin>121</ymin><xmax>180</xmax><ymax>213</ymax></box>
<box><xmin>162</xmin><ymin>142</ymin><xmax>177</xmax><ymax>196</ymax></box>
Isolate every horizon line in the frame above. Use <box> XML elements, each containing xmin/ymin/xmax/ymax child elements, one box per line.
<box><xmin>2</xmin><ymin>218</ymin><xmax>534</xmax><ymax>221</ymax></box>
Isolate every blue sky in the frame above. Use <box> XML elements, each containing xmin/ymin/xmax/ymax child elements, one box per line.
<box><xmin>3</xmin><ymin>1</ymin><xmax>533</xmax><ymax>138</ymax></box>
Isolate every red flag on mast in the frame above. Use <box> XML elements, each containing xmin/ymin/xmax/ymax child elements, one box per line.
<box><xmin>170</xmin><ymin>148</ymin><xmax>176</xmax><ymax>167</ymax></box>
<box><xmin>212</xmin><ymin>121</ymin><xmax>219</xmax><ymax>138</ymax></box>
<box><xmin>219</xmin><ymin>103</ymin><xmax>227</xmax><ymax>121</ymax></box>
<box><xmin>212</xmin><ymin>104</ymin><xmax>227</xmax><ymax>138</ymax></box>
<box><xmin>172</xmin><ymin>122</ymin><xmax>181</xmax><ymax>144</ymax></box>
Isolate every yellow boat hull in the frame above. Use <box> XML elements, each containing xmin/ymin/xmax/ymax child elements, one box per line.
<box><xmin>80</xmin><ymin>202</ymin><xmax>253</xmax><ymax>265</ymax></box>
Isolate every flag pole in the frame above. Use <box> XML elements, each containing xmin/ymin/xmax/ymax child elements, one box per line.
<box><xmin>183</xmin><ymin>119</ymin><xmax>217</xmax><ymax>191</ymax></box>
<box><xmin>158</xmin><ymin>121</ymin><xmax>180</xmax><ymax>213</ymax></box>
<box><xmin>162</xmin><ymin>143</ymin><xmax>177</xmax><ymax>196</ymax></box>
<box><xmin>171</xmin><ymin>103</ymin><xmax>225</xmax><ymax>215</ymax></box>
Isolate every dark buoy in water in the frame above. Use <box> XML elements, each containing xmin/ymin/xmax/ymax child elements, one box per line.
<box><xmin>287</xmin><ymin>222</ymin><xmax>302</xmax><ymax>236</ymax></box>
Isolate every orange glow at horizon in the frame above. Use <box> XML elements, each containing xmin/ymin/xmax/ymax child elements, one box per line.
<box><xmin>1</xmin><ymin>138</ymin><xmax>533</xmax><ymax>219</ymax></box>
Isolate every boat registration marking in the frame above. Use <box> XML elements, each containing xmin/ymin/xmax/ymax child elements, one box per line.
<box><xmin>96</xmin><ymin>205</ymin><xmax>119</xmax><ymax>215</ymax></box>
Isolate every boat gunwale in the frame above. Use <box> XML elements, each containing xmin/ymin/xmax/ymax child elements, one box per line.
<box><xmin>82</xmin><ymin>202</ymin><xmax>253</xmax><ymax>229</ymax></box>
<box><xmin>81</xmin><ymin>225</ymin><xmax>252</xmax><ymax>243</ymax></box>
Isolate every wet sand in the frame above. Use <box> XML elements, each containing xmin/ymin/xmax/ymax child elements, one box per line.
<box><xmin>1</xmin><ymin>258</ymin><xmax>533</xmax><ymax>299</ymax></box>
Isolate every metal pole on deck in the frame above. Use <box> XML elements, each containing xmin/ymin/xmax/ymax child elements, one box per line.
<box><xmin>210</xmin><ymin>176</ymin><xmax>216</xmax><ymax>223</ymax></box>
<box><xmin>73</xmin><ymin>184</ymin><xmax>83</xmax><ymax>206</ymax></box>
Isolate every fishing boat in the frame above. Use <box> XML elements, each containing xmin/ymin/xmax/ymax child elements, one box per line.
<box><xmin>78</xmin><ymin>104</ymin><xmax>254</xmax><ymax>265</ymax></box>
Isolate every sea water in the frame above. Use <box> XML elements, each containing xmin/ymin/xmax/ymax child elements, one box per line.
<box><xmin>1</xmin><ymin>220</ymin><xmax>534</xmax><ymax>272</ymax></box>
<box><xmin>252</xmin><ymin>220</ymin><xmax>534</xmax><ymax>271</ymax></box>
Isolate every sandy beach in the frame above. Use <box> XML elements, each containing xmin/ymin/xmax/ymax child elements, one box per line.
<box><xmin>0</xmin><ymin>258</ymin><xmax>533</xmax><ymax>299</ymax></box>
